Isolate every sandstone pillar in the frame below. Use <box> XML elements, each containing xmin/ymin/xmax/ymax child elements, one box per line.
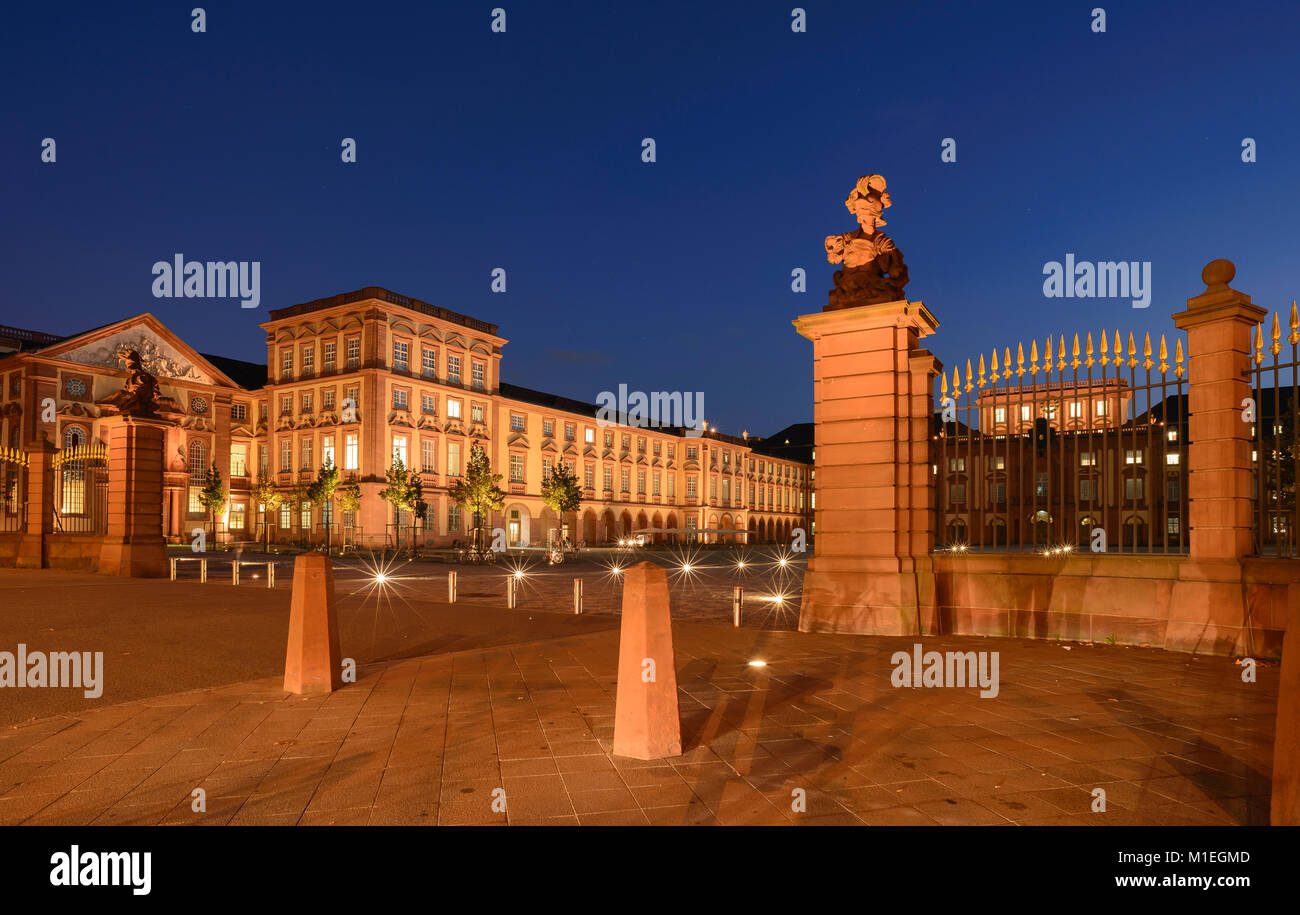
<box><xmin>794</xmin><ymin>299</ymin><xmax>942</xmax><ymax>635</ymax></box>
<box><xmin>283</xmin><ymin>553</ymin><xmax>343</xmax><ymax>694</ymax></box>
<box><xmin>98</xmin><ymin>415</ymin><xmax>169</xmax><ymax>577</ymax></box>
<box><xmin>16</xmin><ymin>433</ymin><xmax>56</xmax><ymax>569</ymax></box>
<box><xmin>612</xmin><ymin>561</ymin><xmax>681</xmax><ymax>759</ymax></box>
<box><xmin>1169</xmin><ymin>260</ymin><xmax>1266</xmax><ymax>653</ymax></box>
<box><xmin>1273</xmin><ymin>596</ymin><xmax>1300</xmax><ymax>825</ymax></box>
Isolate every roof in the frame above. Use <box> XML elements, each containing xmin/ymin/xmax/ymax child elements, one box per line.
<box><xmin>200</xmin><ymin>353</ymin><xmax>267</xmax><ymax>391</ymax></box>
<box><xmin>749</xmin><ymin>422</ymin><xmax>814</xmax><ymax>463</ymax></box>
<box><xmin>266</xmin><ymin>287</ymin><xmax>499</xmax><ymax>336</ymax></box>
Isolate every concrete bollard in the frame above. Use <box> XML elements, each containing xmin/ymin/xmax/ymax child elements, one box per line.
<box><xmin>573</xmin><ymin>578</ymin><xmax>583</xmax><ymax>615</ymax></box>
<box><xmin>1272</xmin><ymin>600</ymin><xmax>1300</xmax><ymax>824</ymax></box>
<box><xmin>232</xmin><ymin>562</ymin><xmax>240</xmax><ymax>585</ymax></box>
<box><xmin>200</xmin><ymin>559</ymin><xmax>207</xmax><ymax>583</ymax></box>
<box><xmin>170</xmin><ymin>557</ymin><xmax>177</xmax><ymax>580</ymax></box>
<box><xmin>448</xmin><ymin>570</ymin><xmax>457</xmax><ymax>603</ymax></box>
<box><xmin>283</xmin><ymin>553</ymin><xmax>343</xmax><ymax>695</ymax></box>
<box><xmin>267</xmin><ymin>562</ymin><xmax>275</xmax><ymax>588</ymax></box>
<box><xmin>733</xmin><ymin>586</ymin><xmax>743</xmax><ymax>627</ymax></box>
<box><xmin>613</xmin><ymin>561</ymin><xmax>682</xmax><ymax>759</ymax></box>
<box><xmin>507</xmin><ymin>575</ymin><xmax>517</xmax><ymax>609</ymax></box>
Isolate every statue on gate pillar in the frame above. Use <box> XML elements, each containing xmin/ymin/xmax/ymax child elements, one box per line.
<box><xmin>824</xmin><ymin>173</ymin><xmax>910</xmax><ymax>310</ymax></box>
<box><xmin>97</xmin><ymin>349</ymin><xmax>179</xmax><ymax>418</ymax></box>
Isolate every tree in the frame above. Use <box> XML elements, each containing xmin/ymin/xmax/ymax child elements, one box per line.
<box><xmin>337</xmin><ymin>480</ymin><xmax>362</xmax><ymax>547</ymax></box>
<box><xmin>308</xmin><ymin>456</ymin><xmax>341</xmax><ymax>553</ymax></box>
<box><xmin>251</xmin><ymin>477</ymin><xmax>283</xmax><ymax>551</ymax></box>
<box><xmin>286</xmin><ymin>478</ymin><xmax>313</xmax><ymax>546</ymax></box>
<box><xmin>450</xmin><ymin>444</ymin><xmax>505</xmax><ymax>552</ymax></box>
<box><xmin>198</xmin><ymin>461</ymin><xmax>228</xmax><ymax>545</ymax></box>
<box><xmin>541</xmin><ymin>459</ymin><xmax>582</xmax><ymax>545</ymax></box>
<box><xmin>380</xmin><ymin>456</ymin><xmax>425</xmax><ymax>551</ymax></box>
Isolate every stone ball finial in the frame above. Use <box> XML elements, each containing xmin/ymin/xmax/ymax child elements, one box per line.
<box><xmin>1202</xmin><ymin>258</ymin><xmax>1236</xmax><ymax>289</ymax></box>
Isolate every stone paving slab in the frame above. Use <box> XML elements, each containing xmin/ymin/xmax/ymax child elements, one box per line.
<box><xmin>0</xmin><ymin>621</ymin><xmax>1277</xmax><ymax>826</ymax></box>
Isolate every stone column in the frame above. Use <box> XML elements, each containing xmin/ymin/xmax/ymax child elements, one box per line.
<box><xmin>794</xmin><ymin>299</ymin><xmax>942</xmax><ymax>635</ymax></box>
<box><xmin>98</xmin><ymin>415</ymin><xmax>169</xmax><ymax>577</ymax></box>
<box><xmin>16</xmin><ymin>432</ymin><xmax>56</xmax><ymax>569</ymax></box>
<box><xmin>1169</xmin><ymin>260</ymin><xmax>1266</xmax><ymax>653</ymax></box>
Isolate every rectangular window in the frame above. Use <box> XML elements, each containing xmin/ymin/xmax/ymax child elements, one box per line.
<box><xmin>422</xmin><ymin>348</ymin><xmax>438</xmax><ymax>379</ymax></box>
<box><xmin>346</xmin><ymin>338</ymin><xmax>360</xmax><ymax>369</ymax></box>
<box><xmin>511</xmin><ymin>414</ymin><xmax>525</xmax><ymax>432</ymax></box>
<box><xmin>1125</xmin><ymin>449</ymin><xmax>1144</xmax><ymax>465</ymax></box>
<box><xmin>302</xmin><ymin>346</ymin><xmax>315</xmax><ymax>376</ymax></box>
<box><xmin>281</xmin><ymin>395</ymin><xmax>292</xmax><ymax>416</ymax></box>
<box><xmin>668</xmin><ymin>475</ymin><xmax>675</xmax><ymax>497</ymax></box>
<box><xmin>1080</xmin><ymin>478</ymin><xmax>1097</xmax><ymax>502</ymax></box>
<box><xmin>1095</xmin><ymin>399</ymin><xmax>1108</xmax><ymax>416</ymax></box>
<box><xmin>1167</xmin><ymin>516</ymin><xmax>1180</xmax><ymax>534</ymax></box>
<box><xmin>344</xmin><ymin>433</ymin><xmax>358</xmax><ymax>471</ymax></box>
<box><xmin>322</xmin><ymin>435</ymin><xmax>335</xmax><ymax>466</ymax></box>
<box><xmin>585</xmin><ymin>427</ymin><xmax>594</xmax><ymax>444</ymax></box>
<box><xmin>637</xmin><ymin>436</ymin><xmax>646</xmax><ymax>453</ymax></box>
<box><xmin>281</xmin><ymin>349</ymin><xmax>293</xmax><ymax>380</ymax></box>
<box><xmin>542</xmin><ymin>458</ymin><xmax>553</xmax><ymax>480</ymax></box>
<box><xmin>448</xmin><ymin>442</ymin><xmax>462</xmax><ymax>476</ymax></box>
<box><xmin>652</xmin><ymin>441</ymin><xmax>661</xmax><ymax>456</ymax></box>
<box><xmin>472</xmin><ymin>361</ymin><xmax>485</xmax><ymax>390</ymax></box>
<box><xmin>300</xmin><ymin>438</ymin><xmax>313</xmax><ymax>471</ymax></box>
<box><xmin>280</xmin><ymin>503</ymin><xmax>291</xmax><ymax>529</ymax></box>
<box><xmin>422</xmin><ymin>394</ymin><xmax>436</xmax><ymax>415</ymax></box>
<box><xmin>991</xmin><ymin>455</ymin><xmax>1006</xmax><ymax>470</ymax></box>
<box><xmin>604</xmin><ymin>431</ymin><xmax>614</xmax><ymax>448</ymax></box>
<box><xmin>565</xmin><ymin>423</ymin><xmax>575</xmax><ymax>441</ymax></box>
<box><xmin>471</xmin><ymin>404</ymin><xmax>484</xmax><ymax>424</ymax></box>
<box><xmin>510</xmin><ymin>454</ymin><xmax>525</xmax><ymax>484</ymax></box>
<box><xmin>709</xmin><ymin>476</ymin><xmax>717</xmax><ymax>498</ymax></box>
<box><xmin>1166</xmin><ymin>453</ymin><xmax>1180</xmax><ymax>465</ymax></box>
<box><xmin>447</xmin><ymin>355</ymin><xmax>461</xmax><ymax>385</ymax></box>
<box><xmin>1019</xmin><ymin>405</ymin><xmax>1032</xmax><ymax>421</ymax></box>
<box><xmin>686</xmin><ymin>476</ymin><xmax>697</xmax><ymax>498</ymax></box>
<box><xmin>653</xmin><ymin>472</ymin><xmax>661</xmax><ymax>496</ymax></box>
<box><xmin>989</xmin><ymin>481</ymin><xmax>1005</xmax><ymax>503</ymax></box>
<box><xmin>447</xmin><ymin>399</ymin><xmax>462</xmax><ymax>419</ymax></box>
<box><xmin>393</xmin><ymin>388</ymin><xmax>408</xmax><ymax>410</ymax></box>
<box><xmin>421</xmin><ymin>438</ymin><xmax>436</xmax><ymax>473</ymax></box>
<box><xmin>323</xmin><ymin>341</ymin><xmax>336</xmax><ymax>371</ymax></box>
<box><xmin>232</xmin><ymin>403</ymin><xmax>248</xmax><ymax>422</ymax></box>
<box><xmin>392</xmin><ymin>435</ymin><xmax>408</xmax><ymax>467</ymax></box>
<box><xmin>948</xmin><ymin>457</ymin><xmax>965</xmax><ymax>472</ymax></box>
<box><xmin>301</xmin><ymin>392</ymin><xmax>313</xmax><ymax>414</ymax></box>
<box><xmin>230</xmin><ymin>502</ymin><xmax>246</xmax><ymax>531</ymax></box>
<box><xmin>603</xmin><ymin>466</ymin><xmax>613</xmax><ymax>491</ymax></box>
<box><xmin>1080</xmin><ymin>451</ymin><xmax>1097</xmax><ymax>467</ymax></box>
<box><xmin>584</xmin><ymin>464</ymin><xmax>594</xmax><ymax>488</ymax></box>
<box><xmin>1124</xmin><ymin>477</ymin><xmax>1145</xmax><ymax>500</ymax></box>
<box><xmin>448</xmin><ymin>503</ymin><xmax>461</xmax><ymax>533</ymax></box>
<box><xmin>1069</xmin><ymin>400</ymin><xmax>1082</xmax><ymax>418</ymax></box>
<box><xmin>393</xmin><ymin>340</ymin><xmax>409</xmax><ymax>372</ymax></box>
<box><xmin>324</xmin><ymin>390</ymin><xmax>336</xmax><ymax>410</ymax></box>
<box><xmin>621</xmin><ymin>468</ymin><xmax>630</xmax><ymax>492</ymax></box>
<box><xmin>543</xmin><ymin>419</ymin><xmax>554</xmax><ymax>437</ymax></box>
<box><xmin>1167</xmin><ymin>479</ymin><xmax>1180</xmax><ymax>501</ymax></box>
<box><xmin>638</xmin><ymin>470</ymin><xmax>646</xmax><ymax>494</ymax></box>
<box><xmin>230</xmin><ymin>444</ymin><xmax>248</xmax><ymax>478</ymax></box>
<box><xmin>621</xmin><ymin>434</ymin><xmax>630</xmax><ymax>451</ymax></box>
<box><xmin>950</xmin><ymin>483</ymin><xmax>967</xmax><ymax>505</ymax></box>
<box><xmin>280</xmin><ymin>439</ymin><xmax>292</xmax><ymax>472</ymax></box>
<box><xmin>994</xmin><ymin>406</ymin><xmax>1006</xmax><ymax>423</ymax></box>
<box><xmin>686</xmin><ymin>445</ymin><xmax>698</xmax><ymax>460</ymax></box>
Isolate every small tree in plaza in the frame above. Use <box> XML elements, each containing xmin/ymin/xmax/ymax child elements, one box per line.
<box><xmin>450</xmin><ymin>444</ymin><xmax>505</xmax><ymax>552</ymax></box>
<box><xmin>198</xmin><ymin>461</ymin><xmax>228</xmax><ymax>546</ymax></box>
<box><xmin>337</xmin><ymin>480</ymin><xmax>362</xmax><ymax>545</ymax></box>
<box><xmin>308</xmin><ymin>456</ymin><xmax>341</xmax><ymax>552</ymax></box>
<box><xmin>251</xmin><ymin>476</ymin><xmax>283</xmax><ymax>551</ymax></box>
<box><xmin>380</xmin><ymin>456</ymin><xmax>425</xmax><ymax>551</ymax></box>
<box><xmin>286</xmin><ymin>478</ymin><xmax>313</xmax><ymax>546</ymax></box>
<box><xmin>541</xmin><ymin>460</ymin><xmax>582</xmax><ymax>545</ymax></box>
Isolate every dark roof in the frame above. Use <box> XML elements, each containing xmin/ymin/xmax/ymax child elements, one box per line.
<box><xmin>266</xmin><ymin>287</ymin><xmax>499</xmax><ymax>336</ymax></box>
<box><xmin>749</xmin><ymin>422</ymin><xmax>814</xmax><ymax>463</ymax></box>
<box><xmin>201</xmin><ymin>353</ymin><xmax>267</xmax><ymax>391</ymax></box>
<box><xmin>499</xmin><ymin>381</ymin><xmax>602</xmax><ymax>419</ymax></box>
<box><xmin>0</xmin><ymin>325</ymin><xmax>66</xmax><ymax>354</ymax></box>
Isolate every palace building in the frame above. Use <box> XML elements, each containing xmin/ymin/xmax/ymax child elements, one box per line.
<box><xmin>0</xmin><ymin>288</ymin><xmax>813</xmax><ymax>549</ymax></box>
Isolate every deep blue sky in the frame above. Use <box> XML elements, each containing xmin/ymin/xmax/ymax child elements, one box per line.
<box><xmin>4</xmin><ymin>0</ymin><xmax>1298</xmax><ymax>436</ymax></box>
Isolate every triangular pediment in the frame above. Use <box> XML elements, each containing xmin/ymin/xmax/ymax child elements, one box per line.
<box><xmin>44</xmin><ymin>314</ymin><xmax>240</xmax><ymax>388</ymax></box>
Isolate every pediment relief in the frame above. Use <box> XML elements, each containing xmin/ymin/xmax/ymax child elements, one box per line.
<box><xmin>55</xmin><ymin>328</ymin><xmax>215</xmax><ymax>385</ymax></box>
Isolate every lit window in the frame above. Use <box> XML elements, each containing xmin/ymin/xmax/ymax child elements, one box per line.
<box><xmin>393</xmin><ymin>340</ymin><xmax>409</xmax><ymax>372</ymax></box>
<box><xmin>447</xmin><ymin>399</ymin><xmax>462</xmax><ymax>419</ymax></box>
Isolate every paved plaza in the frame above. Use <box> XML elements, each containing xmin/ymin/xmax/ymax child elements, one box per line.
<box><xmin>0</xmin><ymin>559</ymin><xmax>1276</xmax><ymax>826</ymax></box>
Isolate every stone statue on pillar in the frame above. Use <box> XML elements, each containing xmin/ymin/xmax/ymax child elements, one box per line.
<box><xmin>97</xmin><ymin>349</ymin><xmax>179</xmax><ymax>418</ymax></box>
<box><xmin>824</xmin><ymin>174</ymin><xmax>910</xmax><ymax>310</ymax></box>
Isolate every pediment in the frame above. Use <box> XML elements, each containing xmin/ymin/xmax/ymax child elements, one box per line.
<box><xmin>49</xmin><ymin>316</ymin><xmax>232</xmax><ymax>387</ymax></box>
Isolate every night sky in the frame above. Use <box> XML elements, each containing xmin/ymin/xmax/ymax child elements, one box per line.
<box><xmin>4</xmin><ymin>0</ymin><xmax>1298</xmax><ymax>436</ymax></box>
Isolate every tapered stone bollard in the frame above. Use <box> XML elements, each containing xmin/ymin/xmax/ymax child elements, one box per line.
<box><xmin>613</xmin><ymin>561</ymin><xmax>682</xmax><ymax>759</ymax></box>
<box><xmin>283</xmin><ymin>553</ymin><xmax>342</xmax><ymax>695</ymax></box>
<box><xmin>1272</xmin><ymin>597</ymin><xmax>1300</xmax><ymax>824</ymax></box>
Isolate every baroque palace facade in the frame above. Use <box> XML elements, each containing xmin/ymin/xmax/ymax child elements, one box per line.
<box><xmin>0</xmin><ymin>288</ymin><xmax>813</xmax><ymax>549</ymax></box>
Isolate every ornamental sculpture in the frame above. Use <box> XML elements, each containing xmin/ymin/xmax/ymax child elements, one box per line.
<box><xmin>824</xmin><ymin>174</ymin><xmax>910</xmax><ymax>310</ymax></box>
<box><xmin>98</xmin><ymin>349</ymin><xmax>177</xmax><ymax>418</ymax></box>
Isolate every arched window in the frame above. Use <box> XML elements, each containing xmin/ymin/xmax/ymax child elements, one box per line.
<box><xmin>189</xmin><ymin>440</ymin><xmax>207</xmax><ymax>483</ymax></box>
<box><xmin>63</xmin><ymin>426</ymin><xmax>85</xmax><ymax>450</ymax></box>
